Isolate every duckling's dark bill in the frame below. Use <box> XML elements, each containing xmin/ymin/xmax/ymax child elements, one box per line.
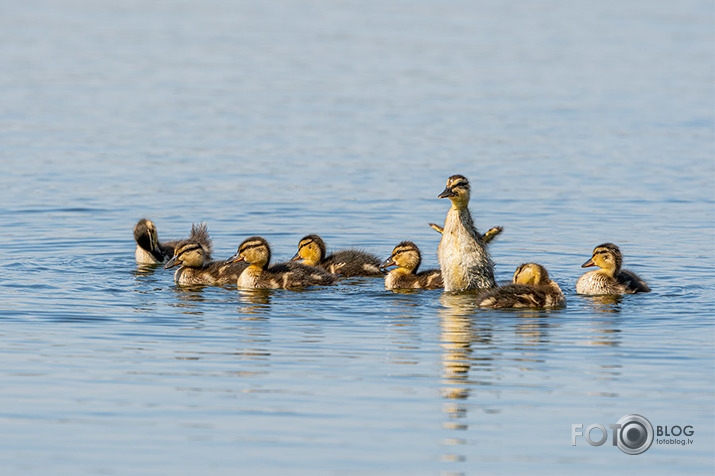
<box><xmin>581</xmin><ymin>258</ymin><xmax>595</xmax><ymax>268</ymax></box>
<box><xmin>438</xmin><ymin>187</ymin><xmax>455</xmax><ymax>199</ymax></box>
<box><xmin>226</xmin><ymin>253</ymin><xmax>245</xmax><ymax>264</ymax></box>
<box><xmin>164</xmin><ymin>256</ymin><xmax>180</xmax><ymax>269</ymax></box>
<box><xmin>380</xmin><ymin>257</ymin><xmax>396</xmax><ymax>269</ymax></box>
<box><xmin>290</xmin><ymin>252</ymin><xmax>301</xmax><ymax>261</ymax></box>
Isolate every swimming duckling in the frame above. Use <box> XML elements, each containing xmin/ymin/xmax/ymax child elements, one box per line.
<box><xmin>476</xmin><ymin>263</ymin><xmax>565</xmax><ymax>308</ymax></box>
<box><xmin>134</xmin><ymin>218</ymin><xmax>181</xmax><ymax>264</ymax></box>
<box><xmin>164</xmin><ymin>235</ymin><xmax>248</xmax><ymax>286</ymax></box>
<box><xmin>291</xmin><ymin>234</ymin><xmax>382</xmax><ymax>277</ymax></box>
<box><xmin>380</xmin><ymin>241</ymin><xmax>443</xmax><ymax>290</ymax></box>
<box><xmin>576</xmin><ymin>243</ymin><xmax>650</xmax><ymax>295</ymax></box>
<box><xmin>227</xmin><ymin>236</ymin><xmax>336</xmax><ymax>289</ymax></box>
<box><xmin>436</xmin><ymin>175</ymin><xmax>497</xmax><ymax>292</ymax></box>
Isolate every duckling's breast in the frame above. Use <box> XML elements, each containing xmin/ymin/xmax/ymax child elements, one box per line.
<box><xmin>385</xmin><ymin>270</ymin><xmax>416</xmax><ymax>290</ymax></box>
<box><xmin>576</xmin><ymin>271</ymin><xmax>624</xmax><ymax>295</ymax></box>
<box><xmin>237</xmin><ymin>267</ymin><xmax>263</xmax><ymax>289</ymax></box>
<box><xmin>438</xmin><ymin>209</ymin><xmax>495</xmax><ymax>291</ymax></box>
<box><xmin>174</xmin><ymin>267</ymin><xmax>211</xmax><ymax>286</ymax></box>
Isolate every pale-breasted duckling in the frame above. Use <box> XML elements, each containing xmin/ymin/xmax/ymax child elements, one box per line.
<box><xmin>436</xmin><ymin>175</ymin><xmax>496</xmax><ymax>292</ymax></box>
<box><xmin>576</xmin><ymin>243</ymin><xmax>650</xmax><ymax>295</ymax></box>
<box><xmin>164</xmin><ymin>233</ymin><xmax>248</xmax><ymax>286</ymax></box>
<box><xmin>134</xmin><ymin>218</ymin><xmax>187</xmax><ymax>264</ymax></box>
<box><xmin>290</xmin><ymin>234</ymin><xmax>382</xmax><ymax>277</ymax></box>
<box><xmin>476</xmin><ymin>263</ymin><xmax>565</xmax><ymax>308</ymax></box>
<box><xmin>227</xmin><ymin>236</ymin><xmax>336</xmax><ymax>289</ymax></box>
<box><xmin>380</xmin><ymin>241</ymin><xmax>443</xmax><ymax>290</ymax></box>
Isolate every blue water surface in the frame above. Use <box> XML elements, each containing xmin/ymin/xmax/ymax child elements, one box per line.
<box><xmin>0</xmin><ymin>1</ymin><xmax>713</xmax><ymax>475</ymax></box>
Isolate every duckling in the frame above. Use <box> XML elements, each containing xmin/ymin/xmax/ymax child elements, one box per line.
<box><xmin>290</xmin><ymin>234</ymin><xmax>383</xmax><ymax>277</ymax></box>
<box><xmin>576</xmin><ymin>243</ymin><xmax>650</xmax><ymax>295</ymax></box>
<box><xmin>227</xmin><ymin>236</ymin><xmax>336</xmax><ymax>289</ymax></box>
<box><xmin>164</xmin><ymin>233</ymin><xmax>248</xmax><ymax>286</ymax></box>
<box><xmin>476</xmin><ymin>263</ymin><xmax>565</xmax><ymax>308</ymax></box>
<box><xmin>380</xmin><ymin>241</ymin><xmax>443</xmax><ymax>290</ymax></box>
<box><xmin>436</xmin><ymin>175</ymin><xmax>496</xmax><ymax>292</ymax></box>
<box><xmin>134</xmin><ymin>219</ymin><xmax>208</xmax><ymax>264</ymax></box>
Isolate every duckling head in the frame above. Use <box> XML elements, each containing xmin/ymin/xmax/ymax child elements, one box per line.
<box><xmin>164</xmin><ymin>242</ymin><xmax>208</xmax><ymax>269</ymax></box>
<box><xmin>438</xmin><ymin>175</ymin><xmax>471</xmax><ymax>209</ymax></box>
<box><xmin>513</xmin><ymin>262</ymin><xmax>550</xmax><ymax>286</ymax></box>
<box><xmin>134</xmin><ymin>218</ymin><xmax>159</xmax><ymax>252</ymax></box>
<box><xmin>291</xmin><ymin>234</ymin><xmax>326</xmax><ymax>266</ymax></box>
<box><xmin>227</xmin><ymin>236</ymin><xmax>271</xmax><ymax>269</ymax></box>
<box><xmin>380</xmin><ymin>241</ymin><xmax>422</xmax><ymax>273</ymax></box>
<box><xmin>581</xmin><ymin>243</ymin><xmax>622</xmax><ymax>277</ymax></box>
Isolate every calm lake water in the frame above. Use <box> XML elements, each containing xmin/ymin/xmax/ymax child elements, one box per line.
<box><xmin>1</xmin><ymin>0</ymin><xmax>713</xmax><ymax>474</ymax></box>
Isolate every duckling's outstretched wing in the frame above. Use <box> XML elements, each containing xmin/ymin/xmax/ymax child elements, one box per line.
<box><xmin>429</xmin><ymin>223</ymin><xmax>503</xmax><ymax>244</ymax></box>
<box><xmin>481</xmin><ymin>226</ymin><xmax>503</xmax><ymax>244</ymax></box>
<box><xmin>323</xmin><ymin>250</ymin><xmax>383</xmax><ymax>277</ymax></box>
<box><xmin>428</xmin><ymin>223</ymin><xmax>444</xmax><ymax>234</ymax></box>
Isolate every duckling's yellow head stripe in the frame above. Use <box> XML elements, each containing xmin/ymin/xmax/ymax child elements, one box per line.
<box><xmin>447</xmin><ymin>175</ymin><xmax>469</xmax><ymax>189</ymax></box>
<box><xmin>298</xmin><ymin>238</ymin><xmax>314</xmax><ymax>250</ymax></box>
<box><xmin>240</xmin><ymin>240</ymin><xmax>265</xmax><ymax>254</ymax></box>
<box><xmin>176</xmin><ymin>243</ymin><xmax>202</xmax><ymax>256</ymax></box>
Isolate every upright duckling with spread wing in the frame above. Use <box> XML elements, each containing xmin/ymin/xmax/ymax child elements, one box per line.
<box><xmin>576</xmin><ymin>243</ymin><xmax>650</xmax><ymax>295</ymax></box>
<box><xmin>163</xmin><ymin>226</ymin><xmax>248</xmax><ymax>286</ymax></box>
<box><xmin>436</xmin><ymin>175</ymin><xmax>496</xmax><ymax>292</ymax></box>
<box><xmin>228</xmin><ymin>236</ymin><xmax>335</xmax><ymax>289</ymax></box>
<box><xmin>134</xmin><ymin>218</ymin><xmax>192</xmax><ymax>264</ymax></box>
<box><xmin>380</xmin><ymin>241</ymin><xmax>442</xmax><ymax>290</ymax></box>
<box><xmin>476</xmin><ymin>263</ymin><xmax>565</xmax><ymax>308</ymax></box>
<box><xmin>291</xmin><ymin>234</ymin><xmax>382</xmax><ymax>277</ymax></box>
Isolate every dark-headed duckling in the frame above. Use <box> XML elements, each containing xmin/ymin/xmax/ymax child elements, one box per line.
<box><xmin>476</xmin><ymin>263</ymin><xmax>565</xmax><ymax>308</ymax></box>
<box><xmin>228</xmin><ymin>236</ymin><xmax>336</xmax><ymax>289</ymax></box>
<box><xmin>291</xmin><ymin>234</ymin><xmax>382</xmax><ymax>277</ymax></box>
<box><xmin>436</xmin><ymin>175</ymin><xmax>496</xmax><ymax>291</ymax></box>
<box><xmin>380</xmin><ymin>241</ymin><xmax>442</xmax><ymax>290</ymax></box>
<box><xmin>134</xmin><ymin>219</ymin><xmax>209</xmax><ymax>264</ymax></box>
<box><xmin>576</xmin><ymin>243</ymin><xmax>650</xmax><ymax>295</ymax></box>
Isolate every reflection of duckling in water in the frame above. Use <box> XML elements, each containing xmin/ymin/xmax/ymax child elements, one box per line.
<box><xmin>576</xmin><ymin>243</ymin><xmax>650</xmax><ymax>295</ymax></box>
<box><xmin>291</xmin><ymin>234</ymin><xmax>382</xmax><ymax>277</ymax></box>
<box><xmin>435</xmin><ymin>175</ymin><xmax>497</xmax><ymax>292</ymax></box>
<box><xmin>476</xmin><ymin>263</ymin><xmax>565</xmax><ymax>308</ymax></box>
<box><xmin>164</xmin><ymin>232</ymin><xmax>248</xmax><ymax>286</ymax></box>
<box><xmin>227</xmin><ymin>236</ymin><xmax>336</xmax><ymax>289</ymax></box>
<box><xmin>134</xmin><ymin>218</ymin><xmax>202</xmax><ymax>264</ymax></box>
<box><xmin>380</xmin><ymin>241</ymin><xmax>442</xmax><ymax>290</ymax></box>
